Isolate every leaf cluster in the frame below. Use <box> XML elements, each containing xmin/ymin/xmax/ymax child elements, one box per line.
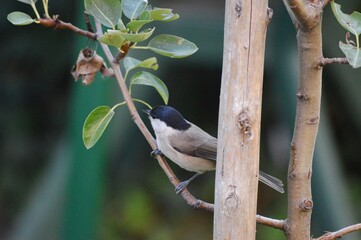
<box><xmin>331</xmin><ymin>1</ymin><xmax>361</xmax><ymax>68</ymax></box>
<box><xmin>80</xmin><ymin>0</ymin><xmax>198</xmax><ymax>148</ymax></box>
<box><xmin>7</xmin><ymin>0</ymin><xmax>199</xmax><ymax>149</ymax></box>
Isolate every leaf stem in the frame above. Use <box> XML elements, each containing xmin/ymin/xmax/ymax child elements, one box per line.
<box><xmin>124</xmin><ymin>70</ymin><xmax>130</xmax><ymax>83</ymax></box>
<box><xmin>131</xmin><ymin>45</ymin><xmax>149</xmax><ymax>50</ymax></box>
<box><xmin>111</xmin><ymin>101</ymin><xmax>126</xmax><ymax>111</ymax></box>
<box><xmin>31</xmin><ymin>1</ymin><xmax>41</xmax><ymax>20</ymax></box>
<box><xmin>42</xmin><ymin>0</ymin><xmax>50</xmax><ymax>18</ymax></box>
<box><xmin>132</xmin><ymin>98</ymin><xmax>152</xmax><ymax>109</ymax></box>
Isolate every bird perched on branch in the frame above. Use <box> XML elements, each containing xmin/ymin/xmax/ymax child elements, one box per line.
<box><xmin>144</xmin><ymin>105</ymin><xmax>284</xmax><ymax>194</ymax></box>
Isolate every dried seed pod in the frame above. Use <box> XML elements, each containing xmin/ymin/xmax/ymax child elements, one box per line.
<box><xmin>71</xmin><ymin>48</ymin><xmax>114</xmax><ymax>85</ymax></box>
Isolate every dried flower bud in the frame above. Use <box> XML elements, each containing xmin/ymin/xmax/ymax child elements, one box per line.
<box><xmin>71</xmin><ymin>48</ymin><xmax>114</xmax><ymax>85</ymax></box>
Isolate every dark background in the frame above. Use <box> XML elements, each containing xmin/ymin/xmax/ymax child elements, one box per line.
<box><xmin>1</xmin><ymin>0</ymin><xmax>361</xmax><ymax>239</ymax></box>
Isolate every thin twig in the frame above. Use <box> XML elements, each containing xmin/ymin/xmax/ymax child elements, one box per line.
<box><xmin>94</xmin><ymin>20</ymin><xmax>214</xmax><ymax>211</ymax></box>
<box><xmin>314</xmin><ymin>223</ymin><xmax>361</xmax><ymax>240</ymax></box>
<box><xmin>84</xmin><ymin>13</ymin><xmax>95</xmax><ymax>33</ymax></box>
<box><xmin>256</xmin><ymin>215</ymin><xmax>285</xmax><ymax>230</ymax></box>
<box><xmin>318</xmin><ymin>57</ymin><xmax>348</xmax><ymax>67</ymax></box>
<box><xmin>38</xmin><ymin>17</ymin><xmax>97</xmax><ymax>40</ymax></box>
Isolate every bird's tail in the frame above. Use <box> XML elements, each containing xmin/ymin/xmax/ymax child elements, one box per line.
<box><xmin>259</xmin><ymin>171</ymin><xmax>285</xmax><ymax>193</ymax></box>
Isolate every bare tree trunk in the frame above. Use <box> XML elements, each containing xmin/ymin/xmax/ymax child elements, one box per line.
<box><xmin>213</xmin><ymin>0</ymin><xmax>270</xmax><ymax>238</ymax></box>
<box><xmin>281</xmin><ymin>0</ymin><xmax>324</xmax><ymax>238</ymax></box>
<box><xmin>284</xmin><ymin>21</ymin><xmax>323</xmax><ymax>240</ymax></box>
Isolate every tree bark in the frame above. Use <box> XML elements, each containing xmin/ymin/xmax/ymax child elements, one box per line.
<box><xmin>213</xmin><ymin>0</ymin><xmax>270</xmax><ymax>239</ymax></box>
<box><xmin>283</xmin><ymin>11</ymin><xmax>323</xmax><ymax>240</ymax></box>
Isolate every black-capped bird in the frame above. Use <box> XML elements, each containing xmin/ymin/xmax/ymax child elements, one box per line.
<box><xmin>144</xmin><ymin>105</ymin><xmax>284</xmax><ymax>194</ymax></box>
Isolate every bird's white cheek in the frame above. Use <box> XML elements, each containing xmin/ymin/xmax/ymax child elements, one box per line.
<box><xmin>150</xmin><ymin>118</ymin><xmax>166</xmax><ymax>135</ymax></box>
<box><xmin>150</xmin><ymin>118</ymin><xmax>178</xmax><ymax>138</ymax></box>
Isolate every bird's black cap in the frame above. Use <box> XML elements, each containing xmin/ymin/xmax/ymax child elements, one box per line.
<box><xmin>146</xmin><ymin>105</ymin><xmax>191</xmax><ymax>131</ymax></box>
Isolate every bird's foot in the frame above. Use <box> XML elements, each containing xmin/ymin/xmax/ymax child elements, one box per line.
<box><xmin>175</xmin><ymin>181</ymin><xmax>189</xmax><ymax>195</ymax></box>
<box><xmin>150</xmin><ymin>149</ymin><xmax>164</xmax><ymax>158</ymax></box>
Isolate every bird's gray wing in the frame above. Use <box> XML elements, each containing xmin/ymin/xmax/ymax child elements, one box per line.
<box><xmin>170</xmin><ymin>124</ymin><xmax>217</xmax><ymax>161</ymax></box>
<box><xmin>259</xmin><ymin>171</ymin><xmax>285</xmax><ymax>193</ymax></box>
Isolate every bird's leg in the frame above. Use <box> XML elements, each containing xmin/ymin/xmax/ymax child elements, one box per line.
<box><xmin>150</xmin><ymin>149</ymin><xmax>164</xmax><ymax>157</ymax></box>
<box><xmin>175</xmin><ymin>172</ymin><xmax>201</xmax><ymax>194</ymax></box>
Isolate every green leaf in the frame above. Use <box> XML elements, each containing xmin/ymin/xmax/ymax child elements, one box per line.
<box><xmin>17</xmin><ymin>0</ymin><xmax>37</xmax><ymax>4</ymax></box>
<box><xmin>147</xmin><ymin>34</ymin><xmax>198</xmax><ymax>58</ymax></box>
<box><xmin>124</xmin><ymin>57</ymin><xmax>158</xmax><ymax>72</ymax></box>
<box><xmin>130</xmin><ymin>71</ymin><xmax>168</xmax><ymax>104</ymax></box>
<box><xmin>124</xmin><ymin>57</ymin><xmax>142</xmax><ymax>72</ymax></box>
<box><xmin>119</xmin><ymin>28</ymin><xmax>154</xmax><ymax>42</ymax></box>
<box><xmin>127</xmin><ymin>19</ymin><xmax>153</xmax><ymax>32</ymax></box>
<box><xmin>84</xmin><ymin>0</ymin><xmax>121</xmax><ymax>28</ymax></box>
<box><xmin>150</xmin><ymin>8</ymin><xmax>179</xmax><ymax>21</ymax></box>
<box><xmin>7</xmin><ymin>12</ymin><xmax>35</xmax><ymax>26</ymax></box>
<box><xmin>122</xmin><ymin>0</ymin><xmax>148</xmax><ymax>20</ymax></box>
<box><xmin>331</xmin><ymin>1</ymin><xmax>361</xmax><ymax>36</ymax></box>
<box><xmin>339</xmin><ymin>41</ymin><xmax>361</xmax><ymax>68</ymax></box>
<box><xmin>117</xmin><ymin>19</ymin><xmax>126</xmax><ymax>30</ymax></box>
<box><xmin>136</xmin><ymin>57</ymin><xmax>158</xmax><ymax>70</ymax></box>
<box><xmin>98</xmin><ymin>30</ymin><xmax>125</xmax><ymax>48</ymax></box>
<box><xmin>139</xmin><ymin>10</ymin><xmax>151</xmax><ymax>20</ymax></box>
<box><xmin>83</xmin><ymin>106</ymin><xmax>115</xmax><ymax>149</ymax></box>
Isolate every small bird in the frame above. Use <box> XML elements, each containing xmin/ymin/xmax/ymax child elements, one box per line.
<box><xmin>144</xmin><ymin>105</ymin><xmax>284</xmax><ymax>194</ymax></box>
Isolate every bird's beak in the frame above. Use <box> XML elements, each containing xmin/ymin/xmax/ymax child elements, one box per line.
<box><xmin>142</xmin><ymin>109</ymin><xmax>150</xmax><ymax>115</ymax></box>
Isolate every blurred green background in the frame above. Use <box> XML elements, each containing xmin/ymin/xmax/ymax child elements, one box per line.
<box><xmin>1</xmin><ymin>0</ymin><xmax>361</xmax><ymax>239</ymax></box>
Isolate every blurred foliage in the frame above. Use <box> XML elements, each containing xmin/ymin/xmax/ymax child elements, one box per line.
<box><xmin>1</xmin><ymin>0</ymin><xmax>361</xmax><ymax>240</ymax></box>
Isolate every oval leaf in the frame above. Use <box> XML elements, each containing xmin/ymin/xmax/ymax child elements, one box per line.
<box><xmin>126</xmin><ymin>19</ymin><xmax>153</xmax><ymax>32</ymax></box>
<box><xmin>150</xmin><ymin>8</ymin><xmax>179</xmax><ymax>22</ymax></box>
<box><xmin>124</xmin><ymin>57</ymin><xmax>141</xmax><ymax>72</ymax></box>
<box><xmin>136</xmin><ymin>57</ymin><xmax>158</xmax><ymax>70</ymax></box>
<box><xmin>7</xmin><ymin>12</ymin><xmax>35</xmax><ymax>26</ymax></box>
<box><xmin>117</xmin><ymin>19</ymin><xmax>126</xmax><ymax>30</ymax></box>
<box><xmin>124</xmin><ymin>57</ymin><xmax>158</xmax><ymax>73</ymax></box>
<box><xmin>331</xmin><ymin>1</ymin><xmax>361</xmax><ymax>36</ymax></box>
<box><xmin>130</xmin><ymin>71</ymin><xmax>168</xmax><ymax>104</ymax></box>
<box><xmin>139</xmin><ymin>10</ymin><xmax>151</xmax><ymax>20</ymax></box>
<box><xmin>98</xmin><ymin>30</ymin><xmax>125</xmax><ymax>47</ymax></box>
<box><xmin>83</xmin><ymin>106</ymin><xmax>115</xmax><ymax>149</ymax></box>
<box><xmin>147</xmin><ymin>34</ymin><xmax>198</xmax><ymax>58</ymax></box>
<box><xmin>122</xmin><ymin>0</ymin><xmax>148</xmax><ymax>20</ymax></box>
<box><xmin>85</xmin><ymin>0</ymin><xmax>121</xmax><ymax>28</ymax></box>
<box><xmin>339</xmin><ymin>41</ymin><xmax>361</xmax><ymax>68</ymax></box>
<box><xmin>119</xmin><ymin>28</ymin><xmax>154</xmax><ymax>42</ymax></box>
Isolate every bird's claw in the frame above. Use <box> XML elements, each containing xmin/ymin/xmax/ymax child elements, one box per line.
<box><xmin>150</xmin><ymin>149</ymin><xmax>163</xmax><ymax>157</ymax></box>
<box><xmin>175</xmin><ymin>181</ymin><xmax>188</xmax><ymax>195</ymax></box>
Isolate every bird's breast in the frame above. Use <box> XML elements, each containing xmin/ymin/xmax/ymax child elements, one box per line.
<box><xmin>156</xmin><ymin>136</ymin><xmax>216</xmax><ymax>173</ymax></box>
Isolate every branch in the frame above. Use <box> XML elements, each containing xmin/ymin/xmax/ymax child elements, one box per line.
<box><xmin>94</xmin><ymin>21</ymin><xmax>214</xmax><ymax>211</ymax></box>
<box><xmin>314</xmin><ymin>223</ymin><xmax>361</xmax><ymax>240</ymax></box>
<box><xmin>256</xmin><ymin>215</ymin><xmax>286</xmax><ymax>231</ymax></box>
<box><xmin>284</xmin><ymin>0</ymin><xmax>309</xmax><ymax>24</ymax></box>
<box><xmin>282</xmin><ymin>0</ymin><xmax>323</xmax><ymax>29</ymax></box>
<box><xmin>317</xmin><ymin>57</ymin><xmax>348</xmax><ymax>67</ymax></box>
<box><xmin>284</xmin><ymin>7</ymin><xmax>323</xmax><ymax>240</ymax></box>
<box><xmin>38</xmin><ymin>16</ymin><xmax>97</xmax><ymax>40</ymax></box>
